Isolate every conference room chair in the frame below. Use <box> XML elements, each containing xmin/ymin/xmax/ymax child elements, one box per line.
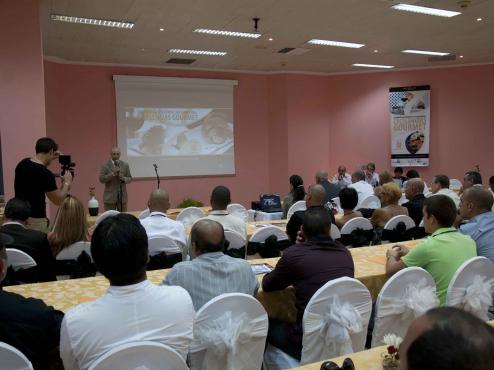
<box><xmin>340</xmin><ymin>217</ymin><xmax>374</xmax><ymax>247</ymax></box>
<box><xmin>55</xmin><ymin>241</ymin><xmax>95</xmax><ymax>280</ymax></box>
<box><xmin>286</xmin><ymin>200</ymin><xmax>306</xmax><ymax>221</ymax></box>
<box><xmin>3</xmin><ymin>248</ymin><xmax>39</xmax><ymax>285</ymax></box>
<box><xmin>265</xmin><ymin>277</ymin><xmax>372</xmax><ymax>368</ymax></box>
<box><xmin>147</xmin><ymin>236</ymin><xmax>184</xmax><ymax>270</ymax></box>
<box><xmin>0</xmin><ymin>341</ymin><xmax>34</xmax><ymax>370</ymax></box>
<box><xmin>330</xmin><ymin>224</ymin><xmax>341</xmax><ymax>240</ymax></box>
<box><xmin>446</xmin><ymin>256</ymin><xmax>494</xmax><ymax>320</ymax></box>
<box><xmin>95</xmin><ymin>210</ymin><xmax>120</xmax><ymax>226</ymax></box>
<box><xmin>359</xmin><ymin>195</ymin><xmax>381</xmax><ymax>210</ymax></box>
<box><xmin>247</xmin><ymin>225</ymin><xmax>289</xmax><ymax>258</ymax></box>
<box><xmin>175</xmin><ymin>207</ymin><xmax>205</xmax><ymax>226</ymax></box>
<box><xmin>398</xmin><ymin>193</ymin><xmax>408</xmax><ymax>205</ymax></box>
<box><xmin>224</xmin><ymin>230</ymin><xmax>247</xmax><ymax>259</ymax></box>
<box><xmin>137</xmin><ymin>208</ymin><xmax>150</xmax><ymax>219</ymax></box>
<box><xmin>449</xmin><ymin>178</ymin><xmax>463</xmax><ymax>190</ymax></box>
<box><xmin>382</xmin><ymin>215</ymin><xmax>417</xmax><ymax>243</ymax></box>
<box><xmin>371</xmin><ymin>267</ymin><xmax>439</xmax><ymax>347</ymax></box>
<box><xmin>330</xmin><ymin>197</ymin><xmax>343</xmax><ymax>213</ymax></box>
<box><xmin>190</xmin><ymin>293</ymin><xmax>268</xmax><ymax>370</ymax></box>
<box><xmin>6</xmin><ymin>248</ymin><xmax>37</xmax><ymax>272</ymax></box>
<box><xmin>226</xmin><ymin>203</ymin><xmax>248</xmax><ymax>221</ymax></box>
<box><xmin>88</xmin><ymin>341</ymin><xmax>187</xmax><ymax>370</ymax></box>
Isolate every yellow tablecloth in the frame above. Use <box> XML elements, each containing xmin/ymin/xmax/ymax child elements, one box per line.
<box><xmin>4</xmin><ymin>240</ymin><xmax>420</xmax><ymax>322</ymax></box>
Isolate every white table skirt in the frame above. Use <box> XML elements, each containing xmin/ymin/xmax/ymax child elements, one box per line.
<box><xmin>247</xmin><ymin>210</ymin><xmax>284</xmax><ymax>222</ymax></box>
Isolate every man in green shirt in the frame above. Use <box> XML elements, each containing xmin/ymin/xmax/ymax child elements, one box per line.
<box><xmin>386</xmin><ymin>195</ymin><xmax>476</xmax><ymax>305</ymax></box>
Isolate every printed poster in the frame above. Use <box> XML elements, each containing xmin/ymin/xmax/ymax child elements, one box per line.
<box><xmin>389</xmin><ymin>85</ymin><xmax>430</xmax><ymax>167</ymax></box>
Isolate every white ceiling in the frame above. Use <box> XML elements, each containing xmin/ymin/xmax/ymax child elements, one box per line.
<box><xmin>40</xmin><ymin>0</ymin><xmax>494</xmax><ymax>73</ymax></box>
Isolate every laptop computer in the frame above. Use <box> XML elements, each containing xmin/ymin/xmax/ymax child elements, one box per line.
<box><xmin>259</xmin><ymin>194</ymin><xmax>282</xmax><ymax>213</ymax></box>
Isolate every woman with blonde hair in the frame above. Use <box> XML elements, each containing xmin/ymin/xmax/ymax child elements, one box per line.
<box><xmin>371</xmin><ymin>182</ymin><xmax>408</xmax><ymax>228</ymax></box>
<box><xmin>49</xmin><ymin>195</ymin><xmax>89</xmax><ymax>256</ymax></box>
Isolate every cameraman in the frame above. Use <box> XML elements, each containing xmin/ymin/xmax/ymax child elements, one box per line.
<box><xmin>14</xmin><ymin>137</ymin><xmax>72</xmax><ymax>233</ymax></box>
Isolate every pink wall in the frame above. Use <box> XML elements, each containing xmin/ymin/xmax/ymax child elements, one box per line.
<box><xmin>0</xmin><ymin>0</ymin><xmax>46</xmax><ymax>198</ymax></box>
<box><xmin>327</xmin><ymin>65</ymin><xmax>494</xmax><ymax>185</ymax></box>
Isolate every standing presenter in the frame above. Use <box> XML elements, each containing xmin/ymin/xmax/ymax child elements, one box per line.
<box><xmin>99</xmin><ymin>147</ymin><xmax>132</xmax><ymax>211</ymax></box>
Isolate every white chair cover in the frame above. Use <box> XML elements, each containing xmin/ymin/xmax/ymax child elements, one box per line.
<box><xmin>56</xmin><ymin>241</ymin><xmax>92</xmax><ymax>261</ymax></box>
<box><xmin>249</xmin><ymin>226</ymin><xmax>288</xmax><ymax>243</ymax></box>
<box><xmin>418</xmin><ymin>219</ymin><xmax>424</xmax><ymax>227</ymax></box>
<box><xmin>446</xmin><ymin>256</ymin><xmax>494</xmax><ymax>320</ymax></box>
<box><xmin>190</xmin><ymin>293</ymin><xmax>268</xmax><ymax>370</ymax></box>
<box><xmin>398</xmin><ymin>193</ymin><xmax>408</xmax><ymax>205</ymax></box>
<box><xmin>95</xmin><ymin>210</ymin><xmax>120</xmax><ymax>225</ymax></box>
<box><xmin>148</xmin><ymin>236</ymin><xmax>182</xmax><ymax>257</ymax></box>
<box><xmin>138</xmin><ymin>208</ymin><xmax>150</xmax><ymax>219</ymax></box>
<box><xmin>359</xmin><ymin>195</ymin><xmax>381</xmax><ymax>209</ymax></box>
<box><xmin>6</xmin><ymin>248</ymin><xmax>37</xmax><ymax>272</ymax></box>
<box><xmin>224</xmin><ymin>230</ymin><xmax>247</xmax><ymax>256</ymax></box>
<box><xmin>88</xmin><ymin>341</ymin><xmax>187</xmax><ymax>370</ymax></box>
<box><xmin>449</xmin><ymin>179</ymin><xmax>462</xmax><ymax>190</ymax></box>
<box><xmin>0</xmin><ymin>341</ymin><xmax>33</xmax><ymax>370</ymax></box>
<box><xmin>301</xmin><ymin>277</ymin><xmax>372</xmax><ymax>364</ymax></box>
<box><xmin>331</xmin><ymin>197</ymin><xmax>341</xmax><ymax>210</ymax></box>
<box><xmin>371</xmin><ymin>267</ymin><xmax>439</xmax><ymax>347</ymax></box>
<box><xmin>176</xmin><ymin>207</ymin><xmax>205</xmax><ymax>226</ymax></box>
<box><xmin>287</xmin><ymin>201</ymin><xmax>306</xmax><ymax>221</ymax></box>
<box><xmin>383</xmin><ymin>215</ymin><xmax>416</xmax><ymax>231</ymax></box>
<box><xmin>227</xmin><ymin>204</ymin><xmax>248</xmax><ymax>221</ymax></box>
<box><xmin>340</xmin><ymin>217</ymin><xmax>373</xmax><ymax>235</ymax></box>
<box><xmin>330</xmin><ymin>224</ymin><xmax>341</xmax><ymax>240</ymax></box>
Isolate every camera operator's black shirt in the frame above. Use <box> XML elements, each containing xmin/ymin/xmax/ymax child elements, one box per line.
<box><xmin>14</xmin><ymin>158</ymin><xmax>57</xmax><ymax>218</ymax></box>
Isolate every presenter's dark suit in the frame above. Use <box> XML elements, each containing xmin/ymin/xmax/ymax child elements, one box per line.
<box><xmin>99</xmin><ymin>160</ymin><xmax>132</xmax><ymax>211</ymax></box>
<box><xmin>0</xmin><ymin>223</ymin><xmax>56</xmax><ymax>281</ymax></box>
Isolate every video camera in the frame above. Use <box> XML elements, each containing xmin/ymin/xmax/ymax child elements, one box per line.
<box><xmin>59</xmin><ymin>155</ymin><xmax>76</xmax><ymax>177</ymax></box>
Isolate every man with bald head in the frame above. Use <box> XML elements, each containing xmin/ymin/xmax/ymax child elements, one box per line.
<box><xmin>331</xmin><ymin>165</ymin><xmax>352</xmax><ymax>188</ymax></box>
<box><xmin>315</xmin><ymin>170</ymin><xmax>340</xmax><ymax>203</ymax></box>
<box><xmin>348</xmin><ymin>170</ymin><xmax>374</xmax><ymax>208</ymax></box>
<box><xmin>99</xmin><ymin>147</ymin><xmax>132</xmax><ymax>211</ymax></box>
<box><xmin>402</xmin><ymin>178</ymin><xmax>426</xmax><ymax>226</ymax></box>
<box><xmin>286</xmin><ymin>184</ymin><xmax>335</xmax><ymax>243</ymax></box>
<box><xmin>162</xmin><ymin>219</ymin><xmax>258</xmax><ymax>310</ymax></box>
<box><xmin>140</xmin><ymin>189</ymin><xmax>186</xmax><ymax>248</ymax></box>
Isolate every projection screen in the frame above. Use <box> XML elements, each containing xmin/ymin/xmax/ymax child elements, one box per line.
<box><xmin>113</xmin><ymin>75</ymin><xmax>237</xmax><ymax>178</ymax></box>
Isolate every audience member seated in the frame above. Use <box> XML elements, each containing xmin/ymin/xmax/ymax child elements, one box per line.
<box><xmin>331</xmin><ymin>165</ymin><xmax>352</xmax><ymax>188</ymax></box>
<box><xmin>460</xmin><ymin>170</ymin><xmax>483</xmax><ymax>195</ymax></box>
<box><xmin>282</xmin><ymin>174</ymin><xmax>306</xmax><ymax>218</ymax></box>
<box><xmin>385</xmin><ymin>195</ymin><xmax>476</xmax><ymax>305</ymax></box>
<box><xmin>400</xmin><ymin>307</ymin><xmax>494</xmax><ymax>370</ymax></box>
<box><xmin>370</xmin><ymin>182</ymin><xmax>409</xmax><ymax>228</ymax></box>
<box><xmin>204</xmin><ymin>185</ymin><xmax>247</xmax><ymax>238</ymax></box>
<box><xmin>349</xmin><ymin>170</ymin><xmax>374</xmax><ymax>207</ymax></box>
<box><xmin>60</xmin><ymin>214</ymin><xmax>194</xmax><ymax>369</ymax></box>
<box><xmin>0</xmin><ymin>198</ymin><xmax>56</xmax><ymax>281</ymax></box>
<box><xmin>162</xmin><ymin>219</ymin><xmax>258</xmax><ymax>310</ymax></box>
<box><xmin>334</xmin><ymin>187</ymin><xmax>362</xmax><ymax>229</ymax></box>
<box><xmin>0</xmin><ymin>235</ymin><xmax>64</xmax><ymax>369</ymax></box>
<box><xmin>48</xmin><ymin>196</ymin><xmax>88</xmax><ymax>257</ymax></box>
<box><xmin>365</xmin><ymin>162</ymin><xmax>380</xmax><ymax>187</ymax></box>
<box><xmin>263</xmin><ymin>207</ymin><xmax>354</xmax><ymax>361</ymax></box>
<box><xmin>402</xmin><ymin>179</ymin><xmax>426</xmax><ymax>226</ymax></box>
<box><xmin>379</xmin><ymin>171</ymin><xmax>393</xmax><ymax>185</ymax></box>
<box><xmin>430</xmin><ymin>174</ymin><xmax>460</xmax><ymax>208</ymax></box>
<box><xmin>315</xmin><ymin>170</ymin><xmax>340</xmax><ymax>203</ymax></box>
<box><xmin>405</xmin><ymin>169</ymin><xmax>430</xmax><ymax>196</ymax></box>
<box><xmin>140</xmin><ymin>189</ymin><xmax>186</xmax><ymax>247</ymax></box>
<box><xmin>392</xmin><ymin>166</ymin><xmax>407</xmax><ymax>188</ymax></box>
<box><xmin>458</xmin><ymin>187</ymin><xmax>494</xmax><ymax>261</ymax></box>
<box><xmin>286</xmin><ymin>184</ymin><xmax>334</xmax><ymax>243</ymax></box>
<box><xmin>489</xmin><ymin>175</ymin><xmax>494</xmax><ymax>195</ymax></box>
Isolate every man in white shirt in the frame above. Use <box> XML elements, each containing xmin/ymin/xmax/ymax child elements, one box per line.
<box><xmin>349</xmin><ymin>170</ymin><xmax>374</xmax><ymax>208</ymax></box>
<box><xmin>365</xmin><ymin>162</ymin><xmax>380</xmax><ymax>187</ymax></box>
<box><xmin>431</xmin><ymin>175</ymin><xmax>461</xmax><ymax>208</ymax></box>
<box><xmin>331</xmin><ymin>165</ymin><xmax>352</xmax><ymax>188</ymax></box>
<box><xmin>60</xmin><ymin>214</ymin><xmax>194</xmax><ymax>370</ymax></box>
<box><xmin>163</xmin><ymin>219</ymin><xmax>258</xmax><ymax>310</ymax></box>
<box><xmin>140</xmin><ymin>189</ymin><xmax>186</xmax><ymax>247</ymax></box>
<box><xmin>204</xmin><ymin>185</ymin><xmax>247</xmax><ymax>238</ymax></box>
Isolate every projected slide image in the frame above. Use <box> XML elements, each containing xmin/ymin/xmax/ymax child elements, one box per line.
<box><xmin>125</xmin><ymin>107</ymin><xmax>233</xmax><ymax>156</ymax></box>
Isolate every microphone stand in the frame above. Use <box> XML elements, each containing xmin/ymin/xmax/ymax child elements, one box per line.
<box><xmin>154</xmin><ymin>164</ymin><xmax>160</xmax><ymax>189</ymax></box>
<box><xmin>115</xmin><ymin>162</ymin><xmax>124</xmax><ymax>212</ymax></box>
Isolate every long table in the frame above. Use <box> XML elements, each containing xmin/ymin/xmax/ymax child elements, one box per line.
<box><xmin>5</xmin><ymin>240</ymin><xmax>420</xmax><ymax>322</ymax></box>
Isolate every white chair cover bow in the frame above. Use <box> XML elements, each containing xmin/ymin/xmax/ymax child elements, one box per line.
<box><xmin>448</xmin><ymin>275</ymin><xmax>494</xmax><ymax>320</ymax></box>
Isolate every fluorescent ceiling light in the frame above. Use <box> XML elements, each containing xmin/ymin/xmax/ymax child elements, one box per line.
<box><xmin>402</xmin><ymin>49</ymin><xmax>450</xmax><ymax>56</ymax></box>
<box><xmin>353</xmin><ymin>63</ymin><xmax>394</xmax><ymax>69</ymax></box>
<box><xmin>168</xmin><ymin>49</ymin><xmax>227</xmax><ymax>56</ymax></box>
<box><xmin>307</xmin><ymin>39</ymin><xmax>365</xmax><ymax>48</ymax></box>
<box><xmin>50</xmin><ymin>14</ymin><xmax>134</xmax><ymax>29</ymax></box>
<box><xmin>194</xmin><ymin>28</ymin><xmax>261</xmax><ymax>38</ymax></box>
<box><xmin>391</xmin><ymin>4</ymin><xmax>461</xmax><ymax>17</ymax></box>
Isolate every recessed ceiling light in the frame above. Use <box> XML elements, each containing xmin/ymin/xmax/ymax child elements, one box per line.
<box><xmin>268</xmin><ymin>37</ymin><xmax>274</xmax><ymax>41</ymax></box>
<box><xmin>373</xmin><ymin>49</ymin><xmax>379</xmax><ymax>53</ymax></box>
<box><xmin>459</xmin><ymin>55</ymin><xmax>464</xmax><ymax>58</ymax></box>
<box><xmin>477</xmin><ymin>17</ymin><xmax>483</xmax><ymax>21</ymax></box>
<box><xmin>307</xmin><ymin>39</ymin><xmax>365</xmax><ymax>48</ymax></box>
<box><xmin>194</xmin><ymin>28</ymin><xmax>261</xmax><ymax>38</ymax></box>
<box><xmin>168</xmin><ymin>49</ymin><xmax>227</xmax><ymax>56</ymax></box>
<box><xmin>159</xmin><ymin>28</ymin><xmax>164</xmax><ymax>31</ymax></box>
<box><xmin>50</xmin><ymin>14</ymin><xmax>134</xmax><ymax>29</ymax></box>
<box><xmin>391</xmin><ymin>4</ymin><xmax>461</xmax><ymax>17</ymax></box>
<box><xmin>353</xmin><ymin>63</ymin><xmax>394</xmax><ymax>69</ymax></box>
<box><xmin>402</xmin><ymin>49</ymin><xmax>450</xmax><ymax>56</ymax></box>
<box><xmin>140</xmin><ymin>48</ymin><xmax>145</xmax><ymax>51</ymax></box>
